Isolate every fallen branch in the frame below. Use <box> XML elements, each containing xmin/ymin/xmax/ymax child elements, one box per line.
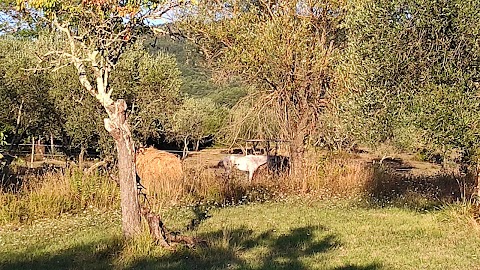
<box><xmin>85</xmin><ymin>159</ymin><xmax>110</xmax><ymax>175</ymax></box>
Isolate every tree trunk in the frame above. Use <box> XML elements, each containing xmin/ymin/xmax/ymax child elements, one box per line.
<box><xmin>476</xmin><ymin>164</ymin><xmax>480</xmax><ymax>202</ymax></box>
<box><xmin>30</xmin><ymin>136</ymin><xmax>35</xmax><ymax>169</ymax></box>
<box><xmin>182</xmin><ymin>136</ymin><xmax>189</xmax><ymax>159</ymax></box>
<box><xmin>195</xmin><ymin>140</ymin><xmax>200</xmax><ymax>152</ymax></box>
<box><xmin>8</xmin><ymin>99</ymin><xmax>24</xmax><ymax>152</ymax></box>
<box><xmin>290</xmin><ymin>130</ymin><xmax>306</xmax><ymax>190</ymax></box>
<box><xmin>289</xmin><ymin>115</ymin><xmax>308</xmax><ymax>192</ymax></box>
<box><xmin>104</xmin><ymin>99</ymin><xmax>141</xmax><ymax>238</ymax></box>
<box><xmin>50</xmin><ymin>132</ymin><xmax>55</xmax><ymax>156</ymax></box>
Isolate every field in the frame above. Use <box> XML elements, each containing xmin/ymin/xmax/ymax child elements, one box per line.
<box><xmin>1</xmin><ymin>149</ymin><xmax>480</xmax><ymax>270</ymax></box>
<box><xmin>1</xmin><ymin>200</ymin><xmax>479</xmax><ymax>270</ymax></box>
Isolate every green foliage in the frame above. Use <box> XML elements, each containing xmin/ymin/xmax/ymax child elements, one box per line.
<box><xmin>165</xmin><ymin>97</ymin><xmax>227</xmax><ymax>149</ymax></box>
<box><xmin>0</xmin><ymin>35</ymin><xmax>185</xmax><ymax>157</ymax></box>
<box><xmin>111</xmin><ymin>42</ymin><xmax>183</xmax><ymax>145</ymax></box>
<box><xmin>0</xmin><ymin>37</ymin><xmax>60</xmax><ymax>143</ymax></box>
<box><xmin>47</xmin><ymin>60</ymin><xmax>111</xmax><ymax>154</ymax></box>
<box><xmin>340</xmin><ymin>0</ymin><xmax>480</xmax><ymax>160</ymax></box>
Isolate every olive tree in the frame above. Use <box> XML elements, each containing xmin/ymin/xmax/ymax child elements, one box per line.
<box><xmin>341</xmin><ymin>0</ymin><xmax>480</xmax><ymax>163</ymax></box>
<box><xmin>0</xmin><ymin>37</ymin><xmax>60</xmax><ymax>150</ymax></box>
<box><xmin>19</xmin><ymin>0</ymin><xmax>193</xmax><ymax>238</ymax></box>
<box><xmin>111</xmin><ymin>43</ymin><xmax>183</xmax><ymax>145</ymax></box>
<box><xmin>166</xmin><ymin>97</ymin><xmax>226</xmax><ymax>157</ymax></box>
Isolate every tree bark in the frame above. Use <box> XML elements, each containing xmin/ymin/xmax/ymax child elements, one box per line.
<box><xmin>182</xmin><ymin>136</ymin><xmax>189</xmax><ymax>159</ymax></box>
<box><xmin>8</xmin><ymin>99</ymin><xmax>24</xmax><ymax>152</ymax></box>
<box><xmin>289</xmin><ymin>115</ymin><xmax>308</xmax><ymax>192</ymax></box>
<box><xmin>195</xmin><ymin>140</ymin><xmax>200</xmax><ymax>152</ymax></box>
<box><xmin>104</xmin><ymin>99</ymin><xmax>141</xmax><ymax>238</ymax></box>
<box><xmin>290</xmin><ymin>129</ymin><xmax>306</xmax><ymax>190</ymax></box>
<box><xmin>50</xmin><ymin>132</ymin><xmax>55</xmax><ymax>156</ymax></box>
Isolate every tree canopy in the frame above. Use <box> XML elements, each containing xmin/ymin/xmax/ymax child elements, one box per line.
<box><xmin>340</xmin><ymin>0</ymin><xmax>480</xmax><ymax>163</ymax></box>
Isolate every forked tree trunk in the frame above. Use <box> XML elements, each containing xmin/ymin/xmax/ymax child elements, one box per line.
<box><xmin>104</xmin><ymin>99</ymin><xmax>141</xmax><ymax>238</ymax></box>
<box><xmin>182</xmin><ymin>136</ymin><xmax>189</xmax><ymax>159</ymax></box>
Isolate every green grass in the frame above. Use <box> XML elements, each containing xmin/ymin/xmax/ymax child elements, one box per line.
<box><xmin>1</xmin><ymin>199</ymin><xmax>479</xmax><ymax>270</ymax></box>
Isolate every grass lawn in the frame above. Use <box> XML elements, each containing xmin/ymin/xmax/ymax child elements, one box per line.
<box><xmin>1</xmin><ymin>199</ymin><xmax>479</xmax><ymax>270</ymax></box>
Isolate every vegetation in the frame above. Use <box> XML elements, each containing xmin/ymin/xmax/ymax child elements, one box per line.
<box><xmin>338</xmin><ymin>0</ymin><xmax>480</xmax><ymax>163</ymax></box>
<box><xmin>1</xmin><ymin>198</ymin><xmax>479</xmax><ymax>270</ymax></box>
<box><xmin>1</xmin><ymin>0</ymin><xmax>480</xmax><ymax>267</ymax></box>
<box><xmin>16</xmin><ymin>0</ymin><xmax>195</xmax><ymax>237</ymax></box>
<box><xmin>179</xmin><ymin>0</ymin><xmax>345</xmax><ymax>180</ymax></box>
<box><xmin>166</xmin><ymin>97</ymin><xmax>227</xmax><ymax>156</ymax></box>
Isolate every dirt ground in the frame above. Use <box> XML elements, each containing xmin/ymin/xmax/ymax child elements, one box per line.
<box><xmin>182</xmin><ymin>147</ymin><xmax>444</xmax><ymax>176</ymax></box>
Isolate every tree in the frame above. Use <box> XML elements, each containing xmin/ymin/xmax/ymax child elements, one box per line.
<box><xmin>179</xmin><ymin>0</ymin><xmax>345</xmax><ymax>183</ymax></box>
<box><xmin>166</xmin><ymin>97</ymin><xmax>226</xmax><ymax>157</ymax></box>
<box><xmin>341</xmin><ymin>0</ymin><xmax>480</xmax><ymax>163</ymax></box>
<box><xmin>19</xmin><ymin>0</ymin><xmax>191</xmax><ymax>238</ymax></box>
<box><xmin>48</xmin><ymin>62</ymin><xmax>111</xmax><ymax>161</ymax></box>
<box><xmin>0</xmin><ymin>37</ymin><xmax>61</xmax><ymax>150</ymax></box>
<box><xmin>110</xmin><ymin>43</ymin><xmax>183</xmax><ymax>145</ymax></box>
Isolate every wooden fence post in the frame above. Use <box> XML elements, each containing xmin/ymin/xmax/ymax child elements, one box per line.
<box><xmin>30</xmin><ymin>136</ymin><xmax>35</xmax><ymax>168</ymax></box>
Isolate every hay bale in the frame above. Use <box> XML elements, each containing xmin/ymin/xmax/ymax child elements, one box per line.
<box><xmin>136</xmin><ymin>147</ymin><xmax>183</xmax><ymax>196</ymax></box>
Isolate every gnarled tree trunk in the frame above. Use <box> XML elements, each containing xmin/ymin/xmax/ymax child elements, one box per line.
<box><xmin>104</xmin><ymin>99</ymin><xmax>141</xmax><ymax>238</ymax></box>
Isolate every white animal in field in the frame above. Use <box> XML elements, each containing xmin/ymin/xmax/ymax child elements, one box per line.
<box><xmin>220</xmin><ymin>155</ymin><xmax>268</xmax><ymax>182</ymax></box>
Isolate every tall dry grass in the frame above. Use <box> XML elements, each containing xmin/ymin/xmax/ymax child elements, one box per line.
<box><xmin>0</xmin><ymin>168</ymin><xmax>119</xmax><ymax>224</ymax></box>
<box><xmin>3</xmin><ymin>150</ymin><xmax>474</xmax><ymax>226</ymax></box>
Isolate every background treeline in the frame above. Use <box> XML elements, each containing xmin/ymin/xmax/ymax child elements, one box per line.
<box><xmin>0</xmin><ymin>35</ymin><xmax>243</xmax><ymax>159</ymax></box>
<box><xmin>0</xmin><ymin>0</ymin><xmax>479</xmax><ymax>170</ymax></box>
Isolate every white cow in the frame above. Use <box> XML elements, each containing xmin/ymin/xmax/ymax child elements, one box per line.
<box><xmin>221</xmin><ymin>155</ymin><xmax>268</xmax><ymax>182</ymax></box>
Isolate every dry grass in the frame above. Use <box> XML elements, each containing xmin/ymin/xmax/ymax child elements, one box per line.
<box><xmin>2</xmin><ymin>148</ymin><xmax>476</xmax><ymax>225</ymax></box>
<box><xmin>0</xmin><ymin>168</ymin><xmax>119</xmax><ymax>225</ymax></box>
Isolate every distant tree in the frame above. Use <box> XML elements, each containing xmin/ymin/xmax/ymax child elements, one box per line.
<box><xmin>47</xmin><ymin>62</ymin><xmax>110</xmax><ymax>161</ymax></box>
<box><xmin>166</xmin><ymin>97</ymin><xmax>226</xmax><ymax>157</ymax></box>
<box><xmin>0</xmin><ymin>37</ymin><xmax>60</xmax><ymax>150</ymax></box>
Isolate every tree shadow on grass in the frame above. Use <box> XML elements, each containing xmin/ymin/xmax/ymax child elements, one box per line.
<box><xmin>0</xmin><ymin>236</ymin><xmax>123</xmax><ymax>270</ymax></box>
<box><xmin>1</xmin><ymin>226</ymin><xmax>382</xmax><ymax>270</ymax></box>
<box><xmin>131</xmin><ymin>226</ymin><xmax>382</xmax><ymax>270</ymax></box>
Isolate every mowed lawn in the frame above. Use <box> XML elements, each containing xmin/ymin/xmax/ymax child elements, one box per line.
<box><xmin>1</xmin><ymin>200</ymin><xmax>479</xmax><ymax>270</ymax></box>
